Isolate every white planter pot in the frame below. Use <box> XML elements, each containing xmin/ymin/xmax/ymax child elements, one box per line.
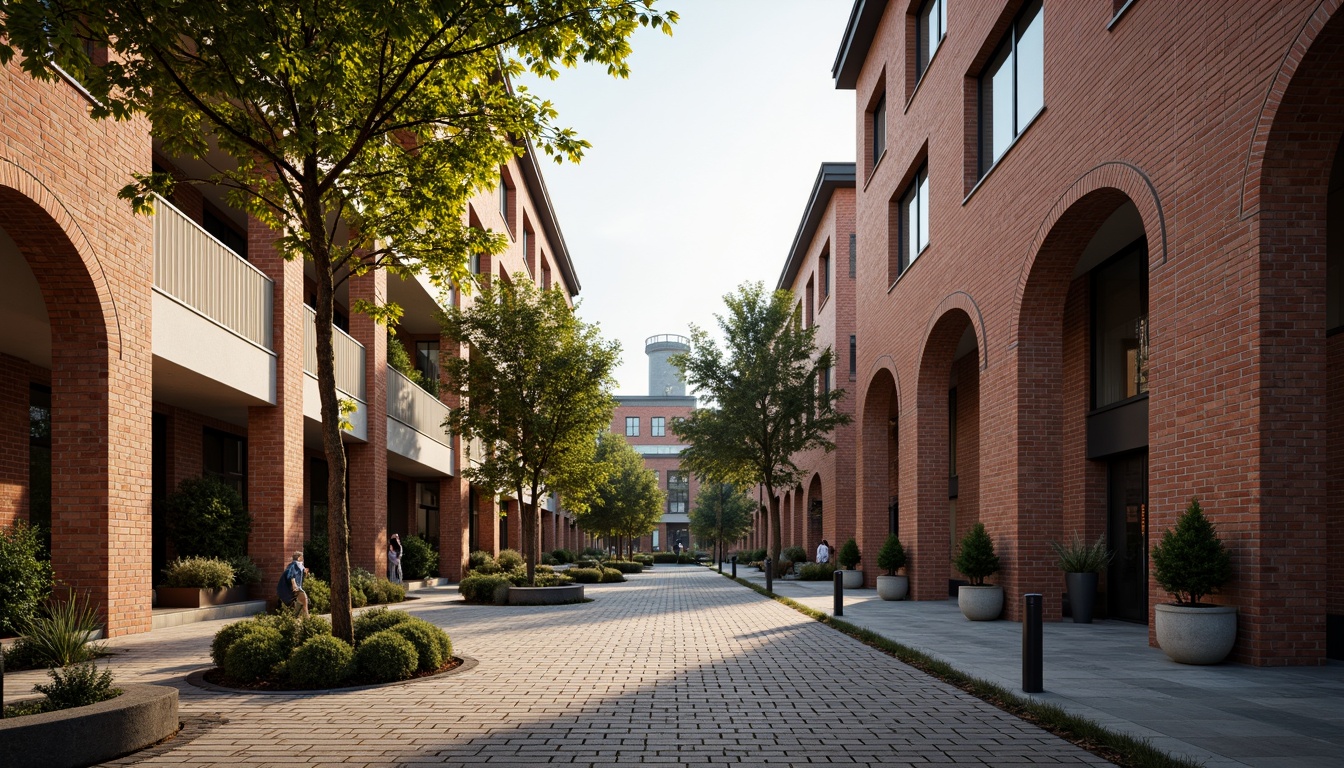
<box><xmin>1154</xmin><ymin>604</ymin><xmax>1238</xmax><ymax>665</ymax></box>
<box><xmin>957</xmin><ymin>585</ymin><xmax>1004</xmax><ymax>621</ymax></box>
<box><xmin>876</xmin><ymin>575</ymin><xmax>908</xmax><ymax>600</ymax></box>
<box><xmin>838</xmin><ymin>569</ymin><xmax>865</xmax><ymax>589</ymax></box>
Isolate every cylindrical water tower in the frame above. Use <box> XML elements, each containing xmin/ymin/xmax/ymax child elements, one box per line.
<box><xmin>644</xmin><ymin>334</ymin><xmax>690</xmax><ymax>397</ymax></box>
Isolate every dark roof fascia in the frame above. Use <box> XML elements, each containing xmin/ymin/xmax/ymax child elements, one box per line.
<box><xmin>832</xmin><ymin>0</ymin><xmax>888</xmax><ymax>90</ymax></box>
<box><xmin>614</xmin><ymin>395</ymin><xmax>698</xmax><ymax>408</ymax></box>
<box><xmin>777</xmin><ymin>162</ymin><xmax>857</xmax><ymax>291</ymax></box>
<box><xmin>517</xmin><ymin>139</ymin><xmax>581</xmax><ymax>297</ymax></box>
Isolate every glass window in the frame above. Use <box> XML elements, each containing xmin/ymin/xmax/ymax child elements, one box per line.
<box><xmin>29</xmin><ymin>384</ymin><xmax>51</xmax><ymax>535</ymax></box>
<box><xmin>625</xmin><ymin>416</ymin><xmax>639</xmax><ymax>437</ymax></box>
<box><xmin>900</xmin><ymin>165</ymin><xmax>930</xmax><ymax>273</ymax></box>
<box><xmin>651</xmin><ymin>417</ymin><xmax>665</xmax><ymax>437</ymax></box>
<box><xmin>203</xmin><ymin>428</ymin><xmax>246</xmax><ymax>496</ymax></box>
<box><xmin>820</xmin><ymin>248</ymin><xmax>830</xmax><ymax>297</ymax></box>
<box><xmin>916</xmin><ymin>0</ymin><xmax>947</xmax><ymax>81</ymax></box>
<box><xmin>667</xmin><ymin>471</ymin><xmax>689</xmax><ymax>515</ymax></box>
<box><xmin>415</xmin><ymin>340</ymin><xmax>439</xmax><ymax>383</ymax></box>
<box><xmin>871</xmin><ymin>93</ymin><xmax>886</xmax><ymax>167</ymax></box>
<box><xmin>849</xmin><ymin>335</ymin><xmax>857</xmax><ymax>379</ymax></box>
<box><xmin>979</xmin><ymin>0</ymin><xmax>1044</xmax><ymax>176</ymax></box>
<box><xmin>310</xmin><ymin>458</ymin><xmax>328</xmax><ymax>535</ymax></box>
<box><xmin>1092</xmin><ymin>242</ymin><xmax>1148</xmax><ymax>408</ymax></box>
<box><xmin>499</xmin><ymin>174</ymin><xmax>510</xmax><ymax>223</ymax></box>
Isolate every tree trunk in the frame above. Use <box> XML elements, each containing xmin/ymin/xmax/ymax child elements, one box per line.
<box><xmin>766</xmin><ymin>482</ymin><xmax>781</xmax><ymax>567</ymax></box>
<box><xmin>522</xmin><ymin>487</ymin><xmax>537</xmax><ymax>586</ymax></box>
<box><xmin>313</xmin><ymin>248</ymin><xmax>353</xmax><ymax>645</ymax></box>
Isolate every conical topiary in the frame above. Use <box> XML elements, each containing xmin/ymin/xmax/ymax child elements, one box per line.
<box><xmin>876</xmin><ymin>534</ymin><xmax>907</xmax><ymax>576</ymax></box>
<box><xmin>1150</xmin><ymin>498</ymin><xmax>1232</xmax><ymax>606</ymax></box>
<box><xmin>953</xmin><ymin>523</ymin><xmax>999</xmax><ymax>586</ymax></box>
<box><xmin>837</xmin><ymin>538</ymin><xmax>861</xmax><ymax>570</ymax></box>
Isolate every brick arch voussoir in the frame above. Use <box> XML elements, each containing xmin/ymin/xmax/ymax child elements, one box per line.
<box><xmin>919</xmin><ymin>291</ymin><xmax>988</xmax><ymax>376</ymax></box>
<box><xmin>859</xmin><ymin>356</ymin><xmax>901</xmax><ymax>425</ymax></box>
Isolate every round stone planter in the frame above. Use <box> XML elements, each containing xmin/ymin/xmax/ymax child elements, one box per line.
<box><xmin>957</xmin><ymin>585</ymin><xmax>1004</xmax><ymax>621</ymax></box>
<box><xmin>1154</xmin><ymin>603</ymin><xmax>1238</xmax><ymax>665</ymax></box>
<box><xmin>875</xmin><ymin>574</ymin><xmax>908</xmax><ymax>600</ymax></box>
<box><xmin>0</xmin><ymin>684</ymin><xmax>178</xmax><ymax>768</ymax></box>
<box><xmin>507</xmin><ymin>584</ymin><xmax>585</xmax><ymax>605</ymax></box>
<box><xmin>838</xmin><ymin>569</ymin><xmax>865</xmax><ymax>589</ymax></box>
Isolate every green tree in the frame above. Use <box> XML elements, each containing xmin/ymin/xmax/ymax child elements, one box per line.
<box><xmin>440</xmin><ymin>277</ymin><xmax>618</xmax><ymax>585</ymax></box>
<box><xmin>0</xmin><ymin>0</ymin><xmax>674</xmax><ymax>643</ymax></box>
<box><xmin>1150</xmin><ymin>498</ymin><xmax>1232</xmax><ymax>606</ymax></box>
<box><xmin>573</xmin><ymin>433</ymin><xmax>663</xmax><ymax>560</ymax></box>
<box><xmin>671</xmin><ymin>282</ymin><xmax>851</xmax><ymax>566</ymax></box>
<box><xmin>689</xmin><ymin>482</ymin><xmax>754</xmax><ymax>570</ymax></box>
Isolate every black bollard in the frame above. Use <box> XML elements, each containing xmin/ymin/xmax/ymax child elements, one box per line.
<box><xmin>833</xmin><ymin>568</ymin><xmax>844</xmax><ymax>617</ymax></box>
<box><xmin>731</xmin><ymin>555</ymin><xmax>737</xmax><ymax>579</ymax></box>
<box><xmin>1023</xmin><ymin>593</ymin><xmax>1043</xmax><ymax>693</ymax></box>
<box><xmin>1</xmin><ymin>638</ymin><xmax>6</xmax><ymax>719</ymax></box>
<box><xmin>764</xmin><ymin>557</ymin><xmax>773</xmax><ymax>594</ymax></box>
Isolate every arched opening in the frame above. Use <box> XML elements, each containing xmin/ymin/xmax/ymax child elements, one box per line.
<box><xmin>806</xmin><ymin>473</ymin><xmax>823</xmax><ymax>561</ymax></box>
<box><xmin>858</xmin><ymin>367</ymin><xmax>898</xmax><ymax>587</ymax></box>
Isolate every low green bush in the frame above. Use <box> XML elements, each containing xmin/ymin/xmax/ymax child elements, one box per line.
<box><xmin>635</xmin><ymin>554</ymin><xmax>654</xmax><ymax>566</ymax></box>
<box><xmin>551</xmin><ymin>548</ymin><xmax>576</xmax><ymax>564</ymax></box>
<box><xmin>566</xmin><ymin>567</ymin><xmax>603</xmax><ymax>584</ymax></box>
<box><xmin>227</xmin><ymin>555</ymin><xmax>263</xmax><ymax>586</ymax></box>
<box><xmin>495</xmin><ymin>549</ymin><xmax>524</xmax><ymax>571</ymax></box>
<box><xmin>781</xmin><ymin>546</ymin><xmax>808</xmax><ymax>565</ymax></box>
<box><xmin>286</xmin><ymin>635</ymin><xmax>353</xmax><ymax>688</ymax></box>
<box><xmin>33</xmin><ymin>662</ymin><xmax>120</xmax><ymax>710</ymax></box>
<box><xmin>223</xmin><ymin>625</ymin><xmax>287</xmax><ymax>682</ymax></box>
<box><xmin>458</xmin><ymin>574</ymin><xmax>513</xmax><ymax>604</ymax></box>
<box><xmin>161</xmin><ymin>556</ymin><xmax>235</xmax><ymax>589</ymax></box>
<box><xmin>600</xmin><ymin>567</ymin><xmax>626</xmax><ymax>583</ymax></box>
<box><xmin>472</xmin><ymin>560</ymin><xmax>503</xmax><ymax>575</ymax></box>
<box><xmin>353</xmin><ymin>607</ymin><xmax>411</xmax><ymax>644</ymax></box>
<box><xmin>540</xmin><ymin>552</ymin><xmax>558</xmax><ymax>565</ymax></box>
<box><xmin>608</xmin><ymin>560</ymin><xmax>643</xmax><ymax>574</ymax></box>
<box><xmin>652</xmin><ymin>552</ymin><xmax>679</xmax><ymax>564</ymax></box>
<box><xmin>166</xmin><ymin>475</ymin><xmax>250</xmax><ymax>559</ymax></box>
<box><xmin>0</xmin><ymin>521</ymin><xmax>53</xmax><ymax>636</ymax></box>
<box><xmin>354</xmin><ymin>630</ymin><xmax>417</xmax><ymax>682</ymax></box>
<box><xmin>351</xmin><ymin>587</ymin><xmax>368</xmax><ymax>608</ymax></box>
<box><xmin>467</xmin><ymin>550</ymin><xmax>495</xmax><ymax>571</ymax></box>
<box><xmin>362</xmin><ymin>577</ymin><xmax>406</xmax><ymax>605</ymax></box>
<box><xmin>505</xmin><ymin>567</ymin><xmax>530</xmax><ymax>586</ymax></box>
<box><xmin>580</xmin><ymin>546</ymin><xmax>604</xmax><ymax>558</ymax></box>
<box><xmin>400</xmin><ymin>534</ymin><xmax>438</xmax><ymax>580</ymax></box>
<box><xmin>210</xmin><ymin>619</ymin><xmax>257</xmax><ymax>668</ymax></box>
<box><xmin>798</xmin><ymin>562</ymin><xmax>837</xmax><ymax>581</ymax></box>
<box><xmin>574</xmin><ymin>558</ymin><xmax>599</xmax><ymax>568</ymax></box>
<box><xmin>304</xmin><ymin>576</ymin><xmax>331</xmax><ymax>613</ymax></box>
<box><xmin>532</xmin><ymin>571</ymin><xmax>573</xmax><ymax>587</ymax></box>
<box><xmin>388</xmin><ymin>619</ymin><xmax>446</xmax><ymax>671</ymax></box>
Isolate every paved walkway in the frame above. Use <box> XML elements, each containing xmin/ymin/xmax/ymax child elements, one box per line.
<box><xmin>727</xmin><ymin>564</ymin><xmax>1344</xmax><ymax>768</ymax></box>
<box><xmin>4</xmin><ymin>567</ymin><xmax>1111</xmax><ymax>767</ymax></box>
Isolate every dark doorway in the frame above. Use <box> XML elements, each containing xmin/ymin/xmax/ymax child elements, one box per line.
<box><xmin>151</xmin><ymin>411</ymin><xmax>166</xmax><ymax>580</ymax></box>
<box><xmin>387</xmin><ymin>479</ymin><xmax>409</xmax><ymax>539</ymax></box>
<box><xmin>1107</xmin><ymin>451</ymin><xmax>1148</xmax><ymax>623</ymax></box>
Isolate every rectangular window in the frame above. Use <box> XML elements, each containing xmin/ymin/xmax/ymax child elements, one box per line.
<box><xmin>822</xmin><ymin>366</ymin><xmax>832</xmax><ymax>399</ymax></box>
<box><xmin>806</xmin><ymin>276</ymin><xmax>815</xmax><ymax>328</ymax></box>
<box><xmin>625</xmin><ymin>416</ymin><xmax>639</xmax><ymax>437</ymax></box>
<box><xmin>651</xmin><ymin>417</ymin><xmax>666</xmax><ymax>437</ymax></box>
<box><xmin>415</xmin><ymin>340</ymin><xmax>439</xmax><ymax>384</ymax></box>
<box><xmin>310</xmin><ymin>458</ymin><xmax>329</xmax><ymax>535</ymax></box>
<box><xmin>916</xmin><ymin>0</ymin><xmax>947</xmax><ymax>81</ymax></box>
<box><xmin>871</xmin><ymin>94</ymin><xmax>887</xmax><ymax>167</ymax></box>
<box><xmin>1092</xmin><ymin>241</ymin><xmax>1149</xmax><ymax>408</ymax></box>
<box><xmin>820</xmin><ymin>247</ymin><xmax>831</xmax><ymax>298</ymax></box>
<box><xmin>203</xmin><ymin>427</ymin><xmax>246</xmax><ymax>496</ymax></box>
<box><xmin>542</xmin><ymin>258</ymin><xmax>552</xmax><ymax>291</ymax></box>
<box><xmin>849</xmin><ymin>335</ymin><xmax>857</xmax><ymax>379</ymax></box>
<box><xmin>470</xmin><ymin>253</ymin><xmax>482</xmax><ymax>274</ymax></box>
<box><xmin>900</xmin><ymin>165</ymin><xmax>930</xmax><ymax>273</ymax></box>
<box><xmin>522</xmin><ymin>223</ymin><xmax>535</xmax><ymax>278</ymax></box>
<box><xmin>849</xmin><ymin>233</ymin><xmax>857</xmax><ymax>278</ymax></box>
<box><xmin>979</xmin><ymin>0</ymin><xmax>1044</xmax><ymax>176</ymax></box>
<box><xmin>667</xmin><ymin>471</ymin><xmax>689</xmax><ymax>515</ymax></box>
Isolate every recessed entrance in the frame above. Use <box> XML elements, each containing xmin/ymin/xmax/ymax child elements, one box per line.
<box><xmin>1106</xmin><ymin>451</ymin><xmax>1148</xmax><ymax>623</ymax></box>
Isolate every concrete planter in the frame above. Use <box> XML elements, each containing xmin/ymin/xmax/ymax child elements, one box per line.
<box><xmin>876</xmin><ymin>575</ymin><xmax>908</xmax><ymax>600</ymax></box>
<box><xmin>1154</xmin><ymin>603</ymin><xmax>1238</xmax><ymax>665</ymax></box>
<box><xmin>0</xmin><ymin>684</ymin><xmax>178</xmax><ymax>768</ymax></box>
<box><xmin>957</xmin><ymin>585</ymin><xmax>1004</xmax><ymax>621</ymax></box>
<box><xmin>155</xmin><ymin>585</ymin><xmax>249</xmax><ymax>608</ymax></box>
<box><xmin>838</xmin><ymin>569</ymin><xmax>865</xmax><ymax>589</ymax></box>
<box><xmin>507</xmin><ymin>584</ymin><xmax>585</xmax><ymax>605</ymax></box>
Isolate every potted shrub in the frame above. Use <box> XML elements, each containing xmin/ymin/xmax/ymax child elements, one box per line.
<box><xmin>836</xmin><ymin>538</ymin><xmax>863</xmax><ymax>589</ymax></box>
<box><xmin>1150</xmin><ymin>498</ymin><xmax>1236</xmax><ymax>665</ymax></box>
<box><xmin>781</xmin><ymin>546</ymin><xmax>807</xmax><ymax>576</ymax></box>
<box><xmin>157</xmin><ymin>556</ymin><xmax>248</xmax><ymax>608</ymax></box>
<box><xmin>1049</xmin><ymin>533</ymin><xmax>1112</xmax><ymax>623</ymax></box>
<box><xmin>875</xmin><ymin>534</ymin><xmax>908</xmax><ymax>600</ymax></box>
<box><xmin>953</xmin><ymin>523</ymin><xmax>1002</xmax><ymax>620</ymax></box>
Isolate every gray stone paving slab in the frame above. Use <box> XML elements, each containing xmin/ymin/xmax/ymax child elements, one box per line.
<box><xmin>727</xmin><ymin>564</ymin><xmax>1344</xmax><ymax>768</ymax></box>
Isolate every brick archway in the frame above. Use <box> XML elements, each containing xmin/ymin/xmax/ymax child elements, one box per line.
<box><xmin>856</xmin><ymin>363</ymin><xmax>898</xmax><ymax>589</ymax></box>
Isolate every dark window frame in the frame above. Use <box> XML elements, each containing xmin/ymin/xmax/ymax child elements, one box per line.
<box><xmin>915</xmin><ymin>0</ymin><xmax>947</xmax><ymax>83</ymax></box>
<box><xmin>899</xmin><ymin>164</ymin><xmax>931</xmax><ymax>274</ymax></box>
<box><xmin>977</xmin><ymin>0</ymin><xmax>1044</xmax><ymax>178</ymax></box>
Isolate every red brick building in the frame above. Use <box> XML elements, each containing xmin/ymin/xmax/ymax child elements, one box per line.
<box><xmin>0</xmin><ymin>54</ymin><xmax>584</xmax><ymax>636</ymax></box>
<box><xmin>827</xmin><ymin>0</ymin><xmax>1343</xmax><ymax>665</ymax></box>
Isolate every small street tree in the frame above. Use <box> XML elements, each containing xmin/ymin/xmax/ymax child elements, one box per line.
<box><xmin>1</xmin><ymin>0</ymin><xmax>674</xmax><ymax>643</ymax></box>
<box><xmin>571</xmin><ymin>433</ymin><xmax>663</xmax><ymax>559</ymax></box>
<box><xmin>689</xmin><ymin>481</ymin><xmax>755</xmax><ymax>570</ymax></box>
<box><xmin>441</xmin><ymin>277</ymin><xmax>618</xmax><ymax>585</ymax></box>
<box><xmin>671</xmin><ymin>282</ymin><xmax>850</xmax><ymax>567</ymax></box>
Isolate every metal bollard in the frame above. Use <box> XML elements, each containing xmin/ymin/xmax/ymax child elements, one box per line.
<box><xmin>1</xmin><ymin>637</ymin><xmax>6</xmax><ymax>719</ymax></box>
<box><xmin>764</xmin><ymin>558</ymin><xmax>773</xmax><ymax>594</ymax></box>
<box><xmin>833</xmin><ymin>568</ymin><xmax>844</xmax><ymax>617</ymax></box>
<box><xmin>1023</xmin><ymin>593</ymin><xmax>1043</xmax><ymax>693</ymax></box>
<box><xmin>731</xmin><ymin>555</ymin><xmax>737</xmax><ymax>579</ymax></box>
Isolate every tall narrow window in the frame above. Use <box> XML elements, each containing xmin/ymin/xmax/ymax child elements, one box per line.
<box><xmin>900</xmin><ymin>165</ymin><xmax>930</xmax><ymax>273</ymax></box>
<box><xmin>820</xmin><ymin>247</ymin><xmax>831</xmax><ymax>298</ymax></box>
<box><xmin>1092</xmin><ymin>241</ymin><xmax>1149</xmax><ymax>408</ymax></box>
<box><xmin>916</xmin><ymin>0</ymin><xmax>947</xmax><ymax>81</ymax></box>
<box><xmin>806</xmin><ymin>276</ymin><xmax>815</xmax><ymax>327</ymax></box>
<box><xmin>849</xmin><ymin>233</ymin><xmax>857</xmax><ymax>278</ymax></box>
<box><xmin>415</xmin><ymin>340</ymin><xmax>439</xmax><ymax>384</ymax></box>
<box><xmin>979</xmin><ymin>0</ymin><xmax>1043</xmax><ymax>176</ymax></box>
<box><xmin>871</xmin><ymin>93</ymin><xmax>886</xmax><ymax>168</ymax></box>
<box><xmin>203</xmin><ymin>428</ymin><xmax>246</xmax><ymax>496</ymax></box>
<box><xmin>948</xmin><ymin>387</ymin><xmax>958</xmax><ymax>486</ymax></box>
<box><xmin>849</xmin><ymin>335</ymin><xmax>857</xmax><ymax>379</ymax></box>
<box><xmin>625</xmin><ymin>416</ymin><xmax>639</xmax><ymax>437</ymax></box>
<box><xmin>667</xmin><ymin>471</ymin><xmax>689</xmax><ymax>515</ymax></box>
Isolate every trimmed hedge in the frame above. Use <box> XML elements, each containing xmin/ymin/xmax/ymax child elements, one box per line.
<box><xmin>608</xmin><ymin>560</ymin><xmax>643</xmax><ymax>574</ymax></box>
<box><xmin>287</xmin><ymin>635</ymin><xmax>353</xmax><ymax>688</ymax></box>
<box><xmin>495</xmin><ymin>549</ymin><xmax>524</xmax><ymax>571</ymax></box>
<box><xmin>223</xmin><ymin>626</ymin><xmax>286</xmax><ymax>682</ymax></box>
<box><xmin>459</xmin><ymin>574</ymin><xmax>513</xmax><ymax>604</ymax></box>
<box><xmin>353</xmin><ymin>606</ymin><xmax>412</xmax><ymax>644</ymax></box>
<box><xmin>388</xmin><ymin>619</ymin><xmax>445</xmax><ymax>672</ymax></box>
<box><xmin>651</xmin><ymin>552</ymin><xmax>679</xmax><ymax>564</ymax></box>
<box><xmin>600</xmin><ymin>567</ymin><xmax>626</xmax><ymax>583</ymax></box>
<box><xmin>161</xmin><ymin>556</ymin><xmax>235</xmax><ymax>589</ymax></box>
<box><xmin>565</xmin><ymin>567</ymin><xmax>603</xmax><ymax>584</ymax></box>
<box><xmin>354</xmin><ymin>630</ymin><xmax>418</xmax><ymax>683</ymax></box>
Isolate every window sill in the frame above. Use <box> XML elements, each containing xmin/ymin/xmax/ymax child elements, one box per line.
<box><xmin>887</xmin><ymin>244</ymin><xmax>931</xmax><ymax>295</ymax></box>
<box><xmin>50</xmin><ymin>62</ymin><xmax>102</xmax><ymax>109</ymax></box>
<box><xmin>819</xmin><ymin>293</ymin><xmax>831</xmax><ymax>313</ymax></box>
<box><xmin>904</xmin><ymin>43</ymin><xmax>945</xmax><ymax>114</ymax></box>
<box><xmin>865</xmin><ymin>149</ymin><xmax>888</xmax><ymax>191</ymax></box>
<box><xmin>1088</xmin><ymin>391</ymin><xmax>1149</xmax><ymax>417</ymax></box>
<box><xmin>962</xmin><ymin>105</ymin><xmax>1047</xmax><ymax>206</ymax></box>
<box><xmin>1108</xmin><ymin>0</ymin><xmax>1139</xmax><ymax>30</ymax></box>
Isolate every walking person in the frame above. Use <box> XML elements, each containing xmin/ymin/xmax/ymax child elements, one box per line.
<box><xmin>816</xmin><ymin>539</ymin><xmax>831</xmax><ymax>564</ymax></box>
<box><xmin>388</xmin><ymin>533</ymin><xmax>403</xmax><ymax>585</ymax></box>
<box><xmin>277</xmin><ymin>552</ymin><xmax>310</xmax><ymax>617</ymax></box>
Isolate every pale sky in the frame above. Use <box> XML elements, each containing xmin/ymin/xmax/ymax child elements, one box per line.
<box><xmin>522</xmin><ymin>0</ymin><xmax>856</xmax><ymax>396</ymax></box>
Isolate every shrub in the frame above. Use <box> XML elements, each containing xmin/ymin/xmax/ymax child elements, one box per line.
<box><xmin>286</xmin><ymin>635</ymin><xmax>353</xmax><ymax>688</ymax></box>
<box><xmin>223</xmin><ymin>626</ymin><xmax>287</xmax><ymax>682</ymax></box>
<box><xmin>161</xmin><ymin>556</ymin><xmax>235</xmax><ymax>589</ymax></box>
<box><xmin>608</xmin><ymin>560</ymin><xmax>643</xmax><ymax>574</ymax></box>
<box><xmin>304</xmin><ymin>576</ymin><xmax>331</xmax><ymax>614</ymax></box>
<box><xmin>351</xmin><ymin>586</ymin><xmax>368</xmax><ymax>608</ymax></box>
<box><xmin>400</xmin><ymin>534</ymin><xmax>438</xmax><ymax>580</ymax></box>
<box><xmin>551</xmin><ymin>548</ymin><xmax>575</xmax><ymax>564</ymax></box>
<box><xmin>211</xmin><ymin>619</ymin><xmax>258</xmax><ymax>668</ymax></box>
<box><xmin>651</xmin><ymin>552</ymin><xmax>678</xmax><ymax>564</ymax></box>
<box><xmin>350</xmin><ymin>567</ymin><xmax>378</xmax><ymax>602</ymax></box>
<box><xmin>33</xmin><ymin>662</ymin><xmax>120</xmax><ymax>710</ymax></box>
<box><xmin>166</xmin><ymin>475</ymin><xmax>250</xmax><ymax>559</ymax></box>
<box><xmin>876</xmin><ymin>535</ymin><xmax>907</xmax><ymax>576</ymax></box>
<box><xmin>256</xmin><ymin>608</ymin><xmax>331</xmax><ymax>655</ymax></box>
<box><xmin>458</xmin><ymin>574</ymin><xmax>513</xmax><ymax>604</ymax></box>
<box><xmin>467</xmin><ymin>550</ymin><xmax>495</xmax><ymax>572</ymax></box>
<box><xmin>600</xmin><ymin>567</ymin><xmax>625</xmax><ymax>583</ymax></box>
<box><xmin>304</xmin><ymin>534</ymin><xmax>330</xmax><ymax>580</ymax></box>
<box><xmin>540</xmin><ymin>552</ymin><xmax>558</xmax><ymax>566</ymax></box>
<box><xmin>1150</xmin><ymin>498</ymin><xmax>1232</xmax><ymax>606</ymax></box>
<box><xmin>0</xmin><ymin>521</ymin><xmax>53</xmax><ymax>635</ymax></box>
<box><xmin>798</xmin><ymin>562</ymin><xmax>837</xmax><ymax>581</ymax></box>
<box><xmin>634</xmin><ymin>554</ymin><xmax>654</xmax><ymax>566</ymax></box>
<box><xmin>953</xmin><ymin>523</ymin><xmax>1000</xmax><ymax>586</ymax></box>
<box><xmin>533</xmin><ymin>571</ymin><xmax>573</xmax><ymax>587</ymax></box>
<box><xmin>388</xmin><ymin>619</ymin><xmax>446</xmax><ymax>671</ymax></box>
<box><xmin>354</xmin><ymin>630</ymin><xmax>417</xmax><ymax>682</ymax></box>
<box><xmin>227</xmin><ymin>555</ymin><xmax>263</xmax><ymax>586</ymax></box>
<box><xmin>353</xmin><ymin>607</ymin><xmax>412</xmax><ymax>644</ymax></box>
<box><xmin>580</xmin><ymin>546</ymin><xmax>604</xmax><ymax>558</ymax></box>
<box><xmin>1049</xmin><ymin>533</ymin><xmax>1113</xmax><ymax>574</ymax></box>
<box><xmin>10</xmin><ymin>594</ymin><xmax>102</xmax><ymax>668</ymax></box>
<box><xmin>566</xmin><ymin>567</ymin><xmax>603</xmax><ymax>584</ymax></box>
<box><xmin>472</xmin><ymin>560</ymin><xmax>503</xmax><ymax>575</ymax></box>
<box><xmin>837</xmin><ymin>539</ymin><xmax>861</xmax><ymax>570</ymax></box>
<box><xmin>781</xmin><ymin>546</ymin><xmax>808</xmax><ymax>565</ymax></box>
<box><xmin>495</xmin><ymin>549</ymin><xmax>524</xmax><ymax>571</ymax></box>
<box><xmin>574</xmin><ymin>558</ymin><xmax>599</xmax><ymax>568</ymax></box>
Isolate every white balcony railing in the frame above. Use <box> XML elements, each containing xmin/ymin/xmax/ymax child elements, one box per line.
<box><xmin>304</xmin><ymin>306</ymin><xmax>366</xmax><ymax>401</ymax></box>
<box><xmin>153</xmin><ymin>194</ymin><xmax>273</xmax><ymax>349</ymax></box>
<box><xmin>386</xmin><ymin>366</ymin><xmax>450</xmax><ymax>446</ymax></box>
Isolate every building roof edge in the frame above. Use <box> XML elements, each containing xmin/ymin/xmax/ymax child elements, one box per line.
<box><xmin>776</xmin><ymin>162</ymin><xmax>856</xmax><ymax>291</ymax></box>
<box><xmin>832</xmin><ymin>0</ymin><xmax>888</xmax><ymax>90</ymax></box>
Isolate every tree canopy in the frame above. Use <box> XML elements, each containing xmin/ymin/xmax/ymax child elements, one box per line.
<box><xmin>0</xmin><ymin>0</ymin><xmax>673</xmax><ymax>642</ymax></box>
<box><xmin>671</xmin><ymin>282</ymin><xmax>850</xmax><ymax>564</ymax></box>
<box><xmin>440</xmin><ymin>276</ymin><xmax>619</xmax><ymax>585</ymax></box>
<box><xmin>571</xmin><ymin>432</ymin><xmax>663</xmax><ymax>559</ymax></box>
<box><xmin>689</xmin><ymin>481</ymin><xmax>755</xmax><ymax>566</ymax></box>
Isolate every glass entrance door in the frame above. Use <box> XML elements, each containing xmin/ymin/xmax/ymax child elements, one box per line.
<box><xmin>1106</xmin><ymin>451</ymin><xmax>1148</xmax><ymax>623</ymax></box>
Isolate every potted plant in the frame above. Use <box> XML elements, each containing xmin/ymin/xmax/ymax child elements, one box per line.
<box><xmin>1049</xmin><ymin>533</ymin><xmax>1112</xmax><ymax>623</ymax></box>
<box><xmin>953</xmin><ymin>523</ymin><xmax>1002</xmax><ymax>620</ymax></box>
<box><xmin>875</xmin><ymin>534</ymin><xmax>908</xmax><ymax>600</ymax></box>
<box><xmin>781</xmin><ymin>546</ymin><xmax>808</xmax><ymax>577</ymax></box>
<box><xmin>156</xmin><ymin>556</ymin><xmax>248</xmax><ymax>608</ymax></box>
<box><xmin>836</xmin><ymin>538</ymin><xmax>863</xmax><ymax>588</ymax></box>
<box><xmin>1150</xmin><ymin>498</ymin><xmax>1236</xmax><ymax>665</ymax></box>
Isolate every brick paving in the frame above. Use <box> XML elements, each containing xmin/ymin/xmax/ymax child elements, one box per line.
<box><xmin>9</xmin><ymin>567</ymin><xmax>1107</xmax><ymax>766</ymax></box>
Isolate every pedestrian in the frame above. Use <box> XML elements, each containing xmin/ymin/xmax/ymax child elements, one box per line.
<box><xmin>675</xmin><ymin>541</ymin><xmax>683</xmax><ymax>558</ymax></box>
<box><xmin>816</xmin><ymin>539</ymin><xmax>831</xmax><ymax>564</ymax></box>
<box><xmin>388</xmin><ymin>533</ymin><xmax>403</xmax><ymax>585</ymax></box>
<box><xmin>277</xmin><ymin>552</ymin><xmax>310</xmax><ymax>617</ymax></box>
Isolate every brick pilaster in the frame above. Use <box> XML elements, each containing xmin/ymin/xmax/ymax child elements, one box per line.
<box><xmin>347</xmin><ymin>269</ymin><xmax>388</xmax><ymax>575</ymax></box>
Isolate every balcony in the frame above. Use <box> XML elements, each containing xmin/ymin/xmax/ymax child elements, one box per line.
<box><xmin>151</xmin><ymin>195</ymin><xmax>276</xmax><ymax>408</ymax></box>
<box><xmin>386</xmin><ymin>367</ymin><xmax>454</xmax><ymax>477</ymax></box>
<box><xmin>303</xmin><ymin>306</ymin><xmax>367</xmax><ymax>440</ymax></box>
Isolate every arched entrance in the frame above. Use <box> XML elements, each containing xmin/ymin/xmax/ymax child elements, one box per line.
<box><xmin>858</xmin><ymin>366</ymin><xmax>898</xmax><ymax>586</ymax></box>
<box><xmin>805</xmin><ymin>473</ymin><xmax>823</xmax><ymax>561</ymax></box>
